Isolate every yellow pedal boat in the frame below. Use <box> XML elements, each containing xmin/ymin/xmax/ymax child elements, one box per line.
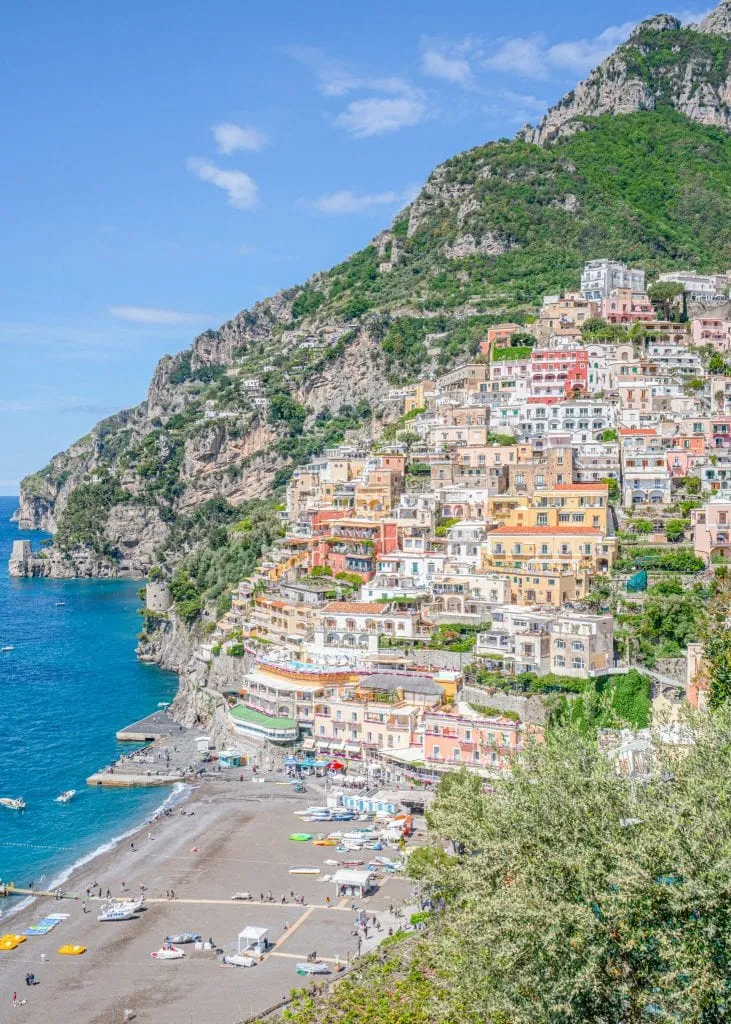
<box><xmin>58</xmin><ymin>944</ymin><xmax>86</xmax><ymax>955</ymax></box>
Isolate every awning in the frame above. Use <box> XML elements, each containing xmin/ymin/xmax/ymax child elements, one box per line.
<box><xmin>302</xmin><ymin>737</ymin><xmax>316</xmax><ymax>750</ymax></box>
<box><xmin>345</xmin><ymin>743</ymin><xmax>360</xmax><ymax>752</ymax></box>
<box><xmin>316</xmin><ymin>740</ymin><xmax>331</xmax><ymax>749</ymax></box>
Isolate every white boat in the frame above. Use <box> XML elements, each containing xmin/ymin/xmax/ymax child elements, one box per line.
<box><xmin>97</xmin><ymin>903</ymin><xmax>137</xmax><ymax>922</ymax></box>
<box><xmin>288</xmin><ymin>867</ymin><xmax>320</xmax><ymax>875</ymax></box>
<box><xmin>112</xmin><ymin>898</ymin><xmax>145</xmax><ymax>913</ymax></box>
<box><xmin>54</xmin><ymin>790</ymin><xmax>76</xmax><ymax>804</ymax></box>
<box><xmin>231</xmin><ymin>891</ymin><xmax>253</xmax><ymax>901</ymax></box>
<box><xmin>0</xmin><ymin>797</ymin><xmax>25</xmax><ymax>810</ymax></box>
<box><xmin>151</xmin><ymin>944</ymin><xmax>185</xmax><ymax>960</ymax></box>
<box><xmin>1</xmin><ymin>645</ymin><xmax>14</xmax><ymax>653</ymax></box>
<box><xmin>54</xmin><ymin>602</ymin><xmax>66</xmax><ymax>607</ymax></box>
<box><xmin>296</xmin><ymin>961</ymin><xmax>332</xmax><ymax>975</ymax></box>
<box><xmin>224</xmin><ymin>953</ymin><xmax>256</xmax><ymax>967</ymax></box>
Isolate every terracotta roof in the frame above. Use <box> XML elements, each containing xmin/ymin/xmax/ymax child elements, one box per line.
<box><xmin>323</xmin><ymin>602</ymin><xmax>386</xmax><ymax>614</ymax></box>
<box><xmin>490</xmin><ymin>525</ymin><xmax>603</xmax><ymax>535</ymax></box>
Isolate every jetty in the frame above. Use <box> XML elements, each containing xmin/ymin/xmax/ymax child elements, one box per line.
<box><xmin>115</xmin><ymin>709</ymin><xmax>182</xmax><ymax>742</ymax></box>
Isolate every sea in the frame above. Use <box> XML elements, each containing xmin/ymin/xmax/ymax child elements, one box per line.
<box><xmin>0</xmin><ymin>495</ymin><xmax>181</xmax><ymax>905</ymax></box>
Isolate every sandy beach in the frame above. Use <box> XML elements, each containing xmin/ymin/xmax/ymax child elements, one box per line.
<box><xmin>0</xmin><ymin>778</ymin><xmax>415</xmax><ymax>1024</ymax></box>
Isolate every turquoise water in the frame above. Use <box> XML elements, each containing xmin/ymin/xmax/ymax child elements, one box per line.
<box><xmin>0</xmin><ymin>496</ymin><xmax>179</xmax><ymax>895</ymax></box>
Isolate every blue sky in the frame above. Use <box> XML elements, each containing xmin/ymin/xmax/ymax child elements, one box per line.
<box><xmin>0</xmin><ymin>0</ymin><xmax>711</xmax><ymax>491</ymax></box>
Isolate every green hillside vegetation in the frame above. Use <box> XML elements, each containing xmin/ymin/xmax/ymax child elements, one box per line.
<box><xmin>278</xmin><ymin>708</ymin><xmax>731</xmax><ymax>1024</ymax></box>
<box><xmin>308</xmin><ymin>109</ymin><xmax>731</xmax><ymax>327</ymax></box>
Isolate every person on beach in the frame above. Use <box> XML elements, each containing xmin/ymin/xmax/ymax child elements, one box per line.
<box><xmin>106</xmin><ymin>888</ymin><xmax>111</xmax><ymax>899</ymax></box>
<box><xmin>130</xmin><ymin>842</ymin><xmax>135</xmax><ymax>852</ymax></box>
<box><xmin>82</xmin><ymin>901</ymin><xmax>87</xmax><ymax>914</ymax></box>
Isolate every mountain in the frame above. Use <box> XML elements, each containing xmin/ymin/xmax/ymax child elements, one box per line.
<box><xmin>519</xmin><ymin>8</ymin><xmax>731</xmax><ymax>144</ymax></box>
<box><xmin>13</xmin><ymin>3</ymin><xmax>731</xmax><ymax>584</ymax></box>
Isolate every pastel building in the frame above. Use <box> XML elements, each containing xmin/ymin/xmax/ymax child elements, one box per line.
<box><xmin>692</xmin><ymin>497</ymin><xmax>731</xmax><ymax>564</ymax></box>
<box><xmin>422</xmin><ymin>704</ymin><xmax>524</xmax><ymax>774</ymax></box>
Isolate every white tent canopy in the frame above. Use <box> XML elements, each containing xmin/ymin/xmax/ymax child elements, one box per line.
<box><xmin>238</xmin><ymin>926</ymin><xmax>268</xmax><ymax>952</ymax></box>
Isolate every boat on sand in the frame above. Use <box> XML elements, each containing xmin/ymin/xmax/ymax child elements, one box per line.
<box><xmin>296</xmin><ymin>961</ymin><xmax>332</xmax><ymax>975</ymax></box>
<box><xmin>151</xmin><ymin>944</ymin><xmax>185</xmax><ymax>960</ymax></box>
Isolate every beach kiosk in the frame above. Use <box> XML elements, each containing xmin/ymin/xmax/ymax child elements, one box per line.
<box><xmin>332</xmin><ymin>869</ymin><xmax>374</xmax><ymax>900</ymax></box>
<box><xmin>238</xmin><ymin>926</ymin><xmax>268</xmax><ymax>954</ymax></box>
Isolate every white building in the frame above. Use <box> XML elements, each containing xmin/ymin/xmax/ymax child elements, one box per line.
<box><xmin>658</xmin><ymin>271</ymin><xmax>730</xmax><ymax>304</ymax></box>
<box><xmin>581</xmin><ymin>260</ymin><xmax>645</xmax><ymax>300</ymax></box>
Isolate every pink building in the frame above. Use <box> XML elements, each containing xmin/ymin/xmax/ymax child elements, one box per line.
<box><xmin>600</xmin><ymin>289</ymin><xmax>655</xmax><ymax>324</ymax></box>
<box><xmin>421</xmin><ymin>705</ymin><xmax>525</xmax><ymax>773</ymax></box>
<box><xmin>665</xmin><ymin>436</ymin><xmax>707</xmax><ymax>479</ymax></box>
<box><xmin>692</xmin><ymin>498</ymin><xmax>731</xmax><ymax>564</ymax></box>
<box><xmin>691</xmin><ymin>317</ymin><xmax>731</xmax><ymax>353</ymax></box>
<box><xmin>530</xmin><ymin>348</ymin><xmax>589</xmax><ymax>398</ymax></box>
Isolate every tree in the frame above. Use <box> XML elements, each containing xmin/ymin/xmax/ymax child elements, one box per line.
<box><xmin>684</xmin><ymin>475</ymin><xmax>702</xmax><ymax>495</ymax></box>
<box><xmin>599</xmin><ymin>428</ymin><xmax>619</xmax><ymax>442</ymax></box>
<box><xmin>602</xmin><ymin>476</ymin><xmax>620</xmax><ymax>502</ymax></box>
<box><xmin>648</xmin><ymin>280</ymin><xmax>684</xmax><ymax>320</ymax></box>
<box><xmin>665</xmin><ymin>518</ymin><xmax>688</xmax><ymax>542</ymax></box>
<box><xmin>420</xmin><ymin>711</ymin><xmax>731</xmax><ymax>1024</ymax></box>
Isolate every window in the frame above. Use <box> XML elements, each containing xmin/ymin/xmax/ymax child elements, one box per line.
<box><xmin>572</xmin><ymin>657</ymin><xmax>584</xmax><ymax>669</ymax></box>
<box><xmin>473</xmin><ymin>750</ymin><xmax>480</xmax><ymax>762</ymax></box>
<box><xmin>555</xmin><ymin>638</ymin><xmax>566</xmax><ymax>649</ymax></box>
<box><xmin>572</xmin><ymin>641</ymin><xmax>584</xmax><ymax>651</ymax></box>
<box><xmin>554</xmin><ymin>655</ymin><xmax>566</xmax><ymax>667</ymax></box>
<box><xmin>453</xmin><ymin>748</ymin><xmax>461</xmax><ymax>761</ymax></box>
<box><xmin>537</xmin><ymin>513</ymin><xmax>548</xmax><ymax>526</ymax></box>
<box><xmin>465</xmin><ymin>730</ymin><xmax>472</xmax><ymax>741</ymax></box>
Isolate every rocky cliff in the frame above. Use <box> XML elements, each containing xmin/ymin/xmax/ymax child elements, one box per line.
<box><xmin>13</xmin><ymin>2</ymin><xmax>731</xmax><ymax>588</ymax></box>
<box><xmin>519</xmin><ymin>9</ymin><xmax>731</xmax><ymax>145</ymax></box>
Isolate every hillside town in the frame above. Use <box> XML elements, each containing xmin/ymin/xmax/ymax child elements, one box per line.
<box><xmin>146</xmin><ymin>258</ymin><xmax>731</xmax><ymax>783</ymax></box>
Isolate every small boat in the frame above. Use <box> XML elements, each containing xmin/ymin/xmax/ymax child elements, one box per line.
<box><xmin>57</xmin><ymin>944</ymin><xmax>85</xmax><ymax>955</ymax></box>
<box><xmin>97</xmin><ymin>904</ymin><xmax>136</xmax><ymax>922</ymax></box>
<box><xmin>0</xmin><ymin>797</ymin><xmax>25</xmax><ymax>810</ymax></box>
<box><xmin>1</xmin><ymin>645</ymin><xmax>14</xmax><ymax>652</ymax></box>
<box><xmin>112</xmin><ymin>898</ymin><xmax>145</xmax><ymax>913</ymax></box>
<box><xmin>288</xmin><ymin>833</ymin><xmax>313</xmax><ymax>842</ymax></box>
<box><xmin>288</xmin><ymin>867</ymin><xmax>320</xmax><ymax>875</ymax></box>
<box><xmin>296</xmin><ymin>961</ymin><xmax>332</xmax><ymax>975</ymax></box>
<box><xmin>165</xmin><ymin>932</ymin><xmax>200</xmax><ymax>944</ymax></box>
<box><xmin>0</xmin><ymin>934</ymin><xmax>26</xmax><ymax>951</ymax></box>
<box><xmin>151</xmin><ymin>944</ymin><xmax>185</xmax><ymax>960</ymax></box>
<box><xmin>55</xmin><ymin>790</ymin><xmax>76</xmax><ymax>804</ymax></box>
<box><xmin>54</xmin><ymin>602</ymin><xmax>66</xmax><ymax>607</ymax></box>
<box><xmin>314</xmin><ymin>839</ymin><xmax>337</xmax><ymax>847</ymax></box>
<box><xmin>231</xmin><ymin>891</ymin><xmax>253</xmax><ymax>901</ymax></box>
<box><xmin>340</xmin><ymin>859</ymin><xmax>364</xmax><ymax>868</ymax></box>
<box><xmin>224</xmin><ymin>953</ymin><xmax>256</xmax><ymax>967</ymax></box>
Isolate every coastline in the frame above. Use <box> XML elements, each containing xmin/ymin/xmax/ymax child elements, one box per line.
<box><xmin>0</xmin><ymin>777</ymin><xmax>416</xmax><ymax>1024</ymax></box>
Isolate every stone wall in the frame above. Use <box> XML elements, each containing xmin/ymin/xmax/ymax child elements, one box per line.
<box><xmin>460</xmin><ymin>683</ymin><xmax>549</xmax><ymax>725</ymax></box>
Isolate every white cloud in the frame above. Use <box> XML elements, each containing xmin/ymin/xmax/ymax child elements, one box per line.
<box><xmin>420</xmin><ymin>49</ymin><xmax>473</xmax><ymax>86</ymax></box>
<box><xmin>107</xmin><ymin>305</ymin><xmax>207</xmax><ymax>325</ymax></box>
<box><xmin>335</xmin><ymin>95</ymin><xmax>426</xmax><ymax>137</ymax></box>
<box><xmin>312</xmin><ymin>189</ymin><xmax>399</xmax><ymax>214</ymax></box>
<box><xmin>483</xmin><ymin>88</ymin><xmax>549</xmax><ymax>124</ymax></box>
<box><xmin>484</xmin><ymin>20</ymin><xmax>635</xmax><ymax>79</ymax></box>
<box><xmin>212</xmin><ymin>122</ymin><xmax>268</xmax><ymax>154</ymax></box>
<box><xmin>186</xmin><ymin>158</ymin><xmax>259</xmax><ymax>210</ymax></box>
<box><xmin>285</xmin><ymin>46</ymin><xmax>427</xmax><ymax>136</ymax></box>
<box><xmin>484</xmin><ymin>36</ymin><xmax>548</xmax><ymax>78</ymax></box>
<box><xmin>546</xmin><ymin>21</ymin><xmax>635</xmax><ymax>73</ymax></box>
<box><xmin>673</xmin><ymin>7</ymin><xmax>713</xmax><ymax>24</ymax></box>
